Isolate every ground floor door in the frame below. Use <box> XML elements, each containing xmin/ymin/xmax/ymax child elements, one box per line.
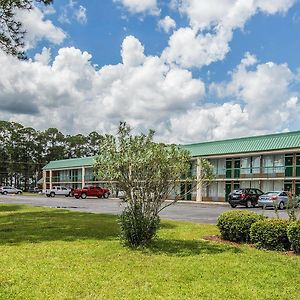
<box><xmin>225</xmin><ymin>182</ymin><xmax>231</xmax><ymax>202</ymax></box>
<box><xmin>284</xmin><ymin>181</ymin><xmax>293</xmax><ymax>192</ymax></box>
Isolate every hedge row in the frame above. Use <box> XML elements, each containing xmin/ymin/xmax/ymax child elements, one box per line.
<box><xmin>217</xmin><ymin>210</ymin><xmax>300</xmax><ymax>253</ymax></box>
<box><xmin>217</xmin><ymin>210</ymin><xmax>265</xmax><ymax>242</ymax></box>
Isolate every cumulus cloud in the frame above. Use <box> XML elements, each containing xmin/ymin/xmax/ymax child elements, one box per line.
<box><xmin>34</xmin><ymin>47</ymin><xmax>52</xmax><ymax>65</ymax></box>
<box><xmin>163</xmin><ymin>0</ymin><xmax>296</xmax><ymax>68</ymax></box>
<box><xmin>158</xmin><ymin>16</ymin><xmax>176</xmax><ymax>33</ymax></box>
<box><xmin>0</xmin><ymin>36</ymin><xmax>204</xmax><ymax>137</ymax></box>
<box><xmin>1</xmin><ymin>39</ymin><xmax>299</xmax><ymax>143</ymax></box>
<box><xmin>210</xmin><ymin>53</ymin><xmax>294</xmax><ymax>129</ymax></box>
<box><xmin>15</xmin><ymin>6</ymin><xmax>65</xmax><ymax>50</ymax></box>
<box><xmin>114</xmin><ymin>0</ymin><xmax>160</xmax><ymax>15</ymax></box>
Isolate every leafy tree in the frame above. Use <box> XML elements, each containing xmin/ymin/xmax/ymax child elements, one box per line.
<box><xmin>65</xmin><ymin>134</ymin><xmax>87</xmax><ymax>158</ymax></box>
<box><xmin>0</xmin><ymin>0</ymin><xmax>53</xmax><ymax>58</ymax></box>
<box><xmin>86</xmin><ymin>131</ymin><xmax>103</xmax><ymax>156</ymax></box>
<box><xmin>41</xmin><ymin>127</ymin><xmax>66</xmax><ymax>162</ymax></box>
<box><xmin>94</xmin><ymin>123</ymin><xmax>214</xmax><ymax>247</ymax></box>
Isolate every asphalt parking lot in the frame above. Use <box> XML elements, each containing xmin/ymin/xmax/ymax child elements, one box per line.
<box><xmin>0</xmin><ymin>194</ymin><xmax>291</xmax><ymax>224</ymax></box>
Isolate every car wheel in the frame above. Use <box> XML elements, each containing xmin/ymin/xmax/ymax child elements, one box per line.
<box><xmin>3</xmin><ymin>191</ymin><xmax>7</xmax><ymax>195</ymax></box>
<box><xmin>81</xmin><ymin>193</ymin><xmax>87</xmax><ymax>199</ymax></box>
<box><xmin>75</xmin><ymin>195</ymin><xmax>80</xmax><ymax>199</ymax></box>
<box><xmin>278</xmin><ymin>201</ymin><xmax>284</xmax><ymax>210</ymax></box>
<box><xmin>46</xmin><ymin>194</ymin><xmax>51</xmax><ymax>197</ymax></box>
<box><xmin>230</xmin><ymin>202</ymin><xmax>237</xmax><ymax>208</ymax></box>
<box><xmin>50</xmin><ymin>192</ymin><xmax>55</xmax><ymax>197</ymax></box>
<box><xmin>103</xmin><ymin>192</ymin><xmax>109</xmax><ymax>199</ymax></box>
<box><xmin>246</xmin><ymin>200</ymin><xmax>252</xmax><ymax>208</ymax></box>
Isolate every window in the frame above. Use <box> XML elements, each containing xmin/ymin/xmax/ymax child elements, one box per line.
<box><xmin>279</xmin><ymin>192</ymin><xmax>287</xmax><ymax>196</ymax></box>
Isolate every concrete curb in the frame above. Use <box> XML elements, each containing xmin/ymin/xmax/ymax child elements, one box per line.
<box><xmin>165</xmin><ymin>200</ymin><xmax>229</xmax><ymax>206</ymax></box>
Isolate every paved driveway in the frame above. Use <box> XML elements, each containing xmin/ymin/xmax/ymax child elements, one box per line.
<box><xmin>0</xmin><ymin>194</ymin><xmax>291</xmax><ymax>224</ymax></box>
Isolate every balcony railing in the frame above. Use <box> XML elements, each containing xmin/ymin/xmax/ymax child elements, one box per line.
<box><xmin>44</xmin><ymin>174</ymin><xmax>97</xmax><ymax>183</ymax></box>
<box><xmin>214</xmin><ymin>166</ymin><xmax>297</xmax><ymax>179</ymax></box>
<box><xmin>44</xmin><ymin>165</ymin><xmax>300</xmax><ymax>183</ymax></box>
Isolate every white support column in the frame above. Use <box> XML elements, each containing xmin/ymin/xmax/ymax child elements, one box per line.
<box><xmin>81</xmin><ymin>167</ymin><xmax>85</xmax><ymax>188</ymax></box>
<box><xmin>49</xmin><ymin>170</ymin><xmax>52</xmax><ymax>189</ymax></box>
<box><xmin>196</xmin><ymin>158</ymin><xmax>202</xmax><ymax>202</ymax></box>
<box><xmin>42</xmin><ymin>170</ymin><xmax>46</xmax><ymax>190</ymax></box>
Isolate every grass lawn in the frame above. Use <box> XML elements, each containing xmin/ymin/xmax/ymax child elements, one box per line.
<box><xmin>0</xmin><ymin>204</ymin><xmax>299</xmax><ymax>300</ymax></box>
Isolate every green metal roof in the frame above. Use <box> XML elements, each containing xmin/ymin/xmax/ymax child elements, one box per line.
<box><xmin>181</xmin><ymin>131</ymin><xmax>300</xmax><ymax>157</ymax></box>
<box><xmin>43</xmin><ymin>131</ymin><xmax>300</xmax><ymax>170</ymax></box>
<box><xmin>43</xmin><ymin>156</ymin><xmax>95</xmax><ymax>170</ymax></box>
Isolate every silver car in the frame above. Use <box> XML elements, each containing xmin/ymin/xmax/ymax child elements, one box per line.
<box><xmin>0</xmin><ymin>186</ymin><xmax>22</xmax><ymax>195</ymax></box>
<box><xmin>258</xmin><ymin>191</ymin><xmax>290</xmax><ymax>210</ymax></box>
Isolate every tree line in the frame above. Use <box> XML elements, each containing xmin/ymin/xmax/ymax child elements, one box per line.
<box><xmin>0</xmin><ymin>120</ymin><xmax>103</xmax><ymax>190</ymax></box>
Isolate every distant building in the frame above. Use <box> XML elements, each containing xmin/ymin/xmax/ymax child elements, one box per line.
<box><xmin>43</xmin><ymin>131</ymin><xmax>300</xmax><ymax>202</ymax></box>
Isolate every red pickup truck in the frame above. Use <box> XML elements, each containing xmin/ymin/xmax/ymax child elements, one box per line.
<box><xmin>73</xmin><ymin>186</ymin><xmax>110</xmax><ymax>199</ymax></box>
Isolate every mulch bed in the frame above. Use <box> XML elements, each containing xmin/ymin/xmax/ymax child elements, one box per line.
<box><xmin>202</xmin><ymin>235</ymin><xmax>298</xmax><ymax>256</ymax></box>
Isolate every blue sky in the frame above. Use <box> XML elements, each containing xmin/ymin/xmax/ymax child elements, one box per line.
<box><xmin>1</xmin><ymin>0</ymin><xmax>300</xmax><ymax>143</ymax></box>
<box><xmin>33</xmin><ymin>1</ymin><xmax>300</xmax><ymax>78</ymax></box>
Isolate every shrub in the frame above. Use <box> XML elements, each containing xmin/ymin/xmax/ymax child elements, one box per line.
<box><xmin>217</xmin><ymin>210</ymin><xmax>265</xmax><ymax>242</ymax></box>
<box><xmin>287</xmin><ymin>220</ymin><xmax>300</xmax><ymax>254</ymax></box>
<box><xmin>118</xmin><ymin>202</ymin><xmax>160</xmax><ymax>247</ymax></box>
<box><xmin>250</xmin><ymin>219</ymin><xmax>290</xmax><ymax>251</ymax></box>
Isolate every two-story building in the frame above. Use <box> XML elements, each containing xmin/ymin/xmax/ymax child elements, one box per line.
<box><xmin>42</xmin><ymin>131</ymin><xmax>300</xmax><ymax>202</ymax></box>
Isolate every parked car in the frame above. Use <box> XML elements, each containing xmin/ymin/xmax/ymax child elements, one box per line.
<box><xmin>28</xmin><ymin>187</ymin><xmax>42</xmax><ymax>193</ymax></box>
<box><xmin>73</xmin><ymin>186</ymin><xmax>110</xmax><ymax>199</ymax></box>
<box><xmin>228</xmin><ymin>188</ymin><xmax>264</xmax><ymax>208</ymax></box>
<box><xmin>257</xmin><ymin>191</ymin><xmax>300</xmax><ymax>209</ymax></box>
<box><xmin>0</xmin><ymin>186</ymin><xmax>22</xmax><ymax>195</ymax></box>
<box><xmin>117</xmin><ymin>190</ymin><xmax>126</xmax><ymax>200</ymax></box>
<box><xmin>43</xmin><ymin>186</ymin><xmax>72</xmax><ymax>197</ymax></box>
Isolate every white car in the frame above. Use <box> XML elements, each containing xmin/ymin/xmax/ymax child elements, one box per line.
<box><xmin>0</xmin><ymin>186</ymin><xmax>22</xmax><ymax>195</ymax></box>
<box><xmin>258</xmin><ymin>191</ymin><xmax>300</xmax><ymax>209</ymax></box>
<box><xmin>43</xmin><ymin>186</ymin><xmax>72</xmax><ymax>197</ymax></box>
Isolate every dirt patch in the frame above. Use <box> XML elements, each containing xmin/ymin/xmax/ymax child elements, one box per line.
<box><xmin>202</xmin><ymin>235</ymin><xmax>298</xmax><ymax>256</ymax></box>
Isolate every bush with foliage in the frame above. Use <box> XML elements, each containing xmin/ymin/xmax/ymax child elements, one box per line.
<box><xmin>119</xmin><ymin>202</ymin><xmax>160</xmax><ymax>247</ymax></box>
<box><xmin>287</xmin><ymin>220</ymin><xmax>300</xmax><ymax>254</ymax></box>
<box><xmin>217</xmin><ymin>210</ymin><xmax>264</xmax><ymax>242</ymax></box>
<box><xmin>250</xmin><ymin>219</ymin><xmax>290</xmax><ymax>251</ymax></box>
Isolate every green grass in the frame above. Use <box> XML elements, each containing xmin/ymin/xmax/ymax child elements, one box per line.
<box><xmin>0</xmin><ymin>204</ymin><xmax>299</xmax><ymax>300</ymax></box>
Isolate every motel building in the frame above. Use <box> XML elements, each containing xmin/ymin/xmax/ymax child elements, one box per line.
<box><xmin>42</xmin><ymin>131</ymin><xmax>300</xmax><ymax>202</ymax></box>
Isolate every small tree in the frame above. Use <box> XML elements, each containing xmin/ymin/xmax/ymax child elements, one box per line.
<box><xmin>94</xmin><ymin>122</ymin><xmax>214</xmax><ymax>247</ymax></box>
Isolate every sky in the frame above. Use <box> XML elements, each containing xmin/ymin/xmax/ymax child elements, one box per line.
<box><xmin>1</xmin><ymin>0</ymin><xmax>300</xmax><ymax>143</ymax></box>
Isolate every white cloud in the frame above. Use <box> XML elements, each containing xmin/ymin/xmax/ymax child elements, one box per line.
<box><xmin>114</xmin><ymin>0</ymin><xmax>160</xmax><ymax>15</ymax></box>
<box><xmin>58</xmin><ymin>1</ymin><xmax>88</xmax><ymax>25</ymax></box>
<box><xmin>163</xmin><ymin>0</ymin><xmax>296</xmax><ymax>68</ymax></box>
<box><xmin>75</xmin><ymin>5</ymin><xmax>87</xmax><ymax>24</ymax></box>
<box><xmin>16</xmin><ymin>6</ymin><xmax>66</xmax><ymax>49</ymax></box>
<box><xmin>0</xmin><ymin>36</ymin><xmax>204</xmax><ymax>138</ymax></box>
<box><xmin>158</xmin><ymin>16</ymin><xmax>176</xmax><ymax>33</ymax></box>
<box><xmin>166</xmin><ymin>103</ymin><xmax>252</xmax><ymax>143</ymax></box>
<box><xmin>34</xmin><ymin>47</ymin><xmax>52</xmax><ymax>65</ymax></box>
